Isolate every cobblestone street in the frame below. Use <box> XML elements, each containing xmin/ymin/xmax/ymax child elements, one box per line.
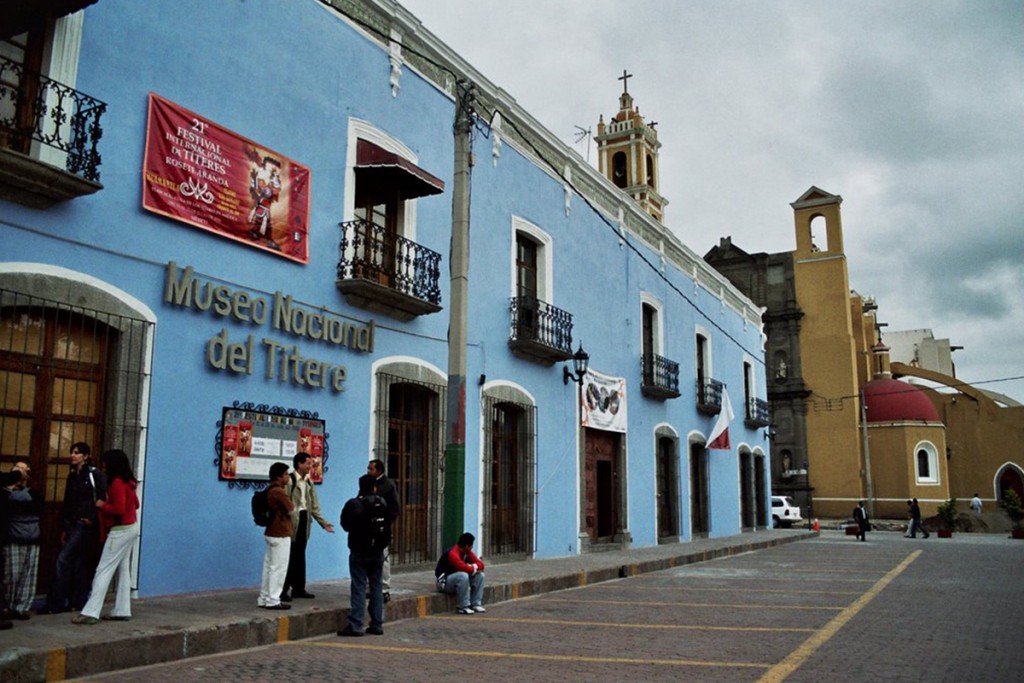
<box><xmin>68</xmin><ymin>532</ymin><xmax>1024</xmax><ymax>682</ymax></box>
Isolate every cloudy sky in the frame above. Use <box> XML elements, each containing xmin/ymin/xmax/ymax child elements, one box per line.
<box><xmin>400</xmin><ymin>0</ymin><xmax>1024</xmax><ymax>402</ymax></box>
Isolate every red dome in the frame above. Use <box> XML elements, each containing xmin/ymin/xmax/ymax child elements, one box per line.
<box><xmin>862</xmin><ymin>378</ymin><xmax>941</xmax><ymax>423</ymax></box>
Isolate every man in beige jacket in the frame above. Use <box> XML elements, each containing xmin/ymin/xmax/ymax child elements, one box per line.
<box><xmin>281</xmin><ymin>452</ymin><xmax>334</xmax><ymax>601</ymax></box>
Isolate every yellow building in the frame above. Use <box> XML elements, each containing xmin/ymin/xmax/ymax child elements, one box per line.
<box><xmin>892</xmin><ymin>362</ymin><xmax>1024</xmax><ymax>516</ymax></box>
<box><xmin>703</xmin><ymin>186</ymin><xmax>1024</xmax><ymax>521</ymax></box>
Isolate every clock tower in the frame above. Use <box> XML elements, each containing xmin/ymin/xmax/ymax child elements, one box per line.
<box><xmin>595</xmin><ymin>70</ymin><xmax>667</xmax><ymax>223</ymax></box>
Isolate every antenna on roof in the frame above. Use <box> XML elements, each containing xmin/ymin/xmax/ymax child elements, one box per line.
<box><xmin>573</xmin><ymin>125</ymin><xmax>592</xmax><ymax>163</ymax></box>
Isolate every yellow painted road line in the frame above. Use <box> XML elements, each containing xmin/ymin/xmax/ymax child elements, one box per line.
<box><xmin>296</xmin><ymin>642</ymin><xmax>771</xmax><ymax>670</ymax></box>
<box><xmin>603</xmin><ymin>585</ymin><xmax>863</xmax><ymax>596</ymax></box>
<box><xmin>539</xmin><ymin>597</ymin><xmax>845</xmax><ymax>611</ymax></box>
<box><xmin>682</xmin><ymin>576</ymin><xmax>877</xmax><ymax>583</ymax></box>
<box><xmin>756</xmin><ymin>550</ymin><xmax>922</xmax><ymax>683</ymax></box>
<box><xmin>429</xmin><ymin>615</ymin><xmax>816</xmax><ymax>632</ymax></box>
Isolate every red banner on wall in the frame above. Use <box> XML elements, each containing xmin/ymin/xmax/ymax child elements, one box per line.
<box><xmin>142</xmin><ymin>93</ymin><xmax>311</xmax><ymax>263</ymax></box>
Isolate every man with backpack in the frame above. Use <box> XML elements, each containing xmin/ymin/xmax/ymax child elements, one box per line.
<box><xmin>337</xmin><ymin>474</ymin><xmax>390</xmax><ymax>637</ymax></box>
<box><xmin>257</xmin><ymin>462</ymin><xmax>293</xmax><ymax>610</ymax></box>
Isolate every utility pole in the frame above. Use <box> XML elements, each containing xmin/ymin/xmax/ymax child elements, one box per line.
<box><xmin>443</xmin><ymin>81</ymin><xmax>473</xmax><ymax>547</ymax></box>
<box><xmin>859</xmin><ymin>388</ymin><xmax>874</xmax><ymax>517</ymax></box>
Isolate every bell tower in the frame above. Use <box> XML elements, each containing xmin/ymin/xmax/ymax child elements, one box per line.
<box><xmin>595</xmin><ymin>70</ymin><xmax>667</xmax><ymax>223</ymax></box>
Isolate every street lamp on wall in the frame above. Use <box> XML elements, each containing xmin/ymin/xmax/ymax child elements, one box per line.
<box><xmin>563</xmin><ymin>343</ymin><xmax>590</xmax><ymax>385</ymax></box>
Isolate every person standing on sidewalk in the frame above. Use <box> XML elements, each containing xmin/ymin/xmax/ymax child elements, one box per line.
<box><xmin>257</xmin><ymin>463</ymin><xmax>293</xmax><ymax>611</ymax></box>
<box><xmin>338</xmin><ymin>474</ymin><xmax>390</xmax><ymax>637</ymax></box>
<box><xmin>3</xmin><ymin>462</ymin><xmax>44</xmax><ymax>620</ymax></box>
<box><xmin>435</xmin><ymin>532</ymin><xmax>486</xmax><ymax>614</ymax></box>
<box><xmin>852</xmin><ymin>501</ymin><xmax>870</xmax><ymax>542</ymax></box>
<box><xmin>44</xmin><ymin>442</ymin><xmax>107</xmax><ymax>614</ymax></box>
<box><xmin>368</xmin><ymin>459</ymin><xmax>400</xmax><ymax>603</ymax></box>
<box><xmin>281</xmin><ymin>452</ymin><xmax>334</xmax><ymax>602</ymax></box>
<box><xmin>0</xmin><ymin>467</ymin><xmax>23</xmax><ymax>630</ymax></box>
<box><xmin>72</xmin><ymin>450</ymin><xmax>140</xmax><ymax>625</ymax></box>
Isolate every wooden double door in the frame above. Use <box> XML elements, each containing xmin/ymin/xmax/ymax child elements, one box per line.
<box><xmin>584</xmin><ymin>428</ymin><xmax>621</xmax><ymax>542</ymax></box>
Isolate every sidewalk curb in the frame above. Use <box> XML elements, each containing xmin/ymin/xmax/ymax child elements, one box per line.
<box><xmin>6</xmin><ymin>531</ymin><xmax>814</xmax><ymax>682</ymax></box>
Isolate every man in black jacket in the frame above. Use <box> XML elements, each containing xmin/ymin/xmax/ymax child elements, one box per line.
<box><xmin>368</xmin><ymin>459</ymin><xmax>400</xmax><ymax>602</ymax></box>
<box><xmin>338</xmin><ymin>474</ymin><xmax>390</xmax><ymax>637</ymax></box>
<box><xmin>43</xmin><ymin>442</ymin><xmax>107</xmax><ymax>613</ymax></box>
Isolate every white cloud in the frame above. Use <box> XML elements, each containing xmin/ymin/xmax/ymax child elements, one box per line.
<box><xmin>400</xmin><ymin>0</ymin><xmax>1024</xmax><ymax>400</ymax></box>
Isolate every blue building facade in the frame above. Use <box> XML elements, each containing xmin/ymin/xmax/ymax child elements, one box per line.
<box><xmin>0</xmin><ymin>0</ymin><xmax>770</xmax><ymax>598</ymax></box>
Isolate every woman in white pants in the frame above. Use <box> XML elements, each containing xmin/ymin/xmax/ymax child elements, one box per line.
<box><xmin>72</xmin><ymin>450</ymin><xmax>140</xmax><ymax>625</ymax></box>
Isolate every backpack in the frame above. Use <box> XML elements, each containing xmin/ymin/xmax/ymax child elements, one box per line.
<box><xmin>363</xmin><ymin>494</ymin><xmax>389</xmax><ymax>550</ymax></box>
<box><xmin>251</xmin><ymin>487</ymin><xmax>273</xmax><ymax>527</ymax></box>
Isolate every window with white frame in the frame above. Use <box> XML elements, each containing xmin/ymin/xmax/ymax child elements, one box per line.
<box><xmin>914</xmin><ymin>441</ymin><xmax>939</xmax><ymax>484</ymax></box>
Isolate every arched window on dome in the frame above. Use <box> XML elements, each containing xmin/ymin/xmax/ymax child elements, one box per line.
<box><xmin>914</xmin><ymin>442</ymin><xmax>939</xmax><ymax>485</ymax></box>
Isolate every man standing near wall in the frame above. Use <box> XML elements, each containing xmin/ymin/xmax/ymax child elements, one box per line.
<box><xmin>257</xmin><ymin>462</ymin><xmax>293</xmax><ymax>610</ymax></box>
<box><xmin>368</xmin><ymin>459</ymin><xmax>400</xmax><ymax>602</ymax></box>
<box><xmin>43</xmin><ymin>442</ymin><xmax>107</xmax><ymax>614</ymax></box>
<box><xmin>338</xmin><ymin>474</ymin><xmax>391</xmax><ymax>636</ymax></box>
<box><xmin>281</xmin><ymin>452</ymin><xmax>334</xmax><ymax>602</ymax></box>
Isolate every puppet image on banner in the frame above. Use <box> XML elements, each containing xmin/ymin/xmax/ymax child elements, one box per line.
<box><xmin>142</xmin><ymin>93</ymin><xmax>311</xmax><ymax>263</ymax></box>
<box><xmin>581</xmin><ymin>369</ymin><xmax>628</xmax><ymax>433</ymax></box>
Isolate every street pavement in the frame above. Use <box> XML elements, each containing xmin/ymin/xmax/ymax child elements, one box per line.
<box><xmin>1</xmin><ymin>528</ymin><xmax>812</xmax><ymax>682</ymax></box>
<box><xmin>37</xmin><ymin>528</ymin><xmax>1024</xmax><ymax>683</ymax></box>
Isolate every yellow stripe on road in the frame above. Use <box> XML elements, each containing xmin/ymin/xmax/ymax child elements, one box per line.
<box><xmin>430</xmin><ymin>615</ymin><xmax>816</xmax><ymax>632</ymax></box>
<box><xmin>539</xmin><ymin>597</ymin><xmax>845</xmax><ymax>611</ymax></box>
<box><xmin>756</xmin><ymin>550</ymin><xmax>922</xmax><ymax>683</ymax></box>
<box><xmin>606</xmin><ymin>585</ymin><xmax>864</xmax><ymax>596</ymax></box>
<box><xmin>298</xmin><ymin>641</ymin><xmax>771</xmax><ymax>669</ymax></box>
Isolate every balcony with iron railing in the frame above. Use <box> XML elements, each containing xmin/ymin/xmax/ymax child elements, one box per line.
<box><xmin>0</xmin><ymin>55</ymin><xmax>106</xmax><ymax>208</ymax></box>
<box><xmin>744</xmin><ymin>396</ymin><xmax>771</xmax><ymax>428</ymax></box>
<box><xmin>508</xmin><ymin>295</ymin><xmax>574</xmax><ymax>364</ymax></box>
<box><xmin>641</xmin><ymin>353</ymin><xmax>681</xmax><ymax>400</ymax></box>
<box><xmin>336</xmin><ymin>219</ymin><xmax>443</xmax><ymax>321</ymax></box>
<box><xmin>696</xmin><ymin>377</ymin><xmax>725</xmax><ymax>415</ymax></box>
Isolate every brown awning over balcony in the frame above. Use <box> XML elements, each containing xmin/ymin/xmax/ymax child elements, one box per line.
<box><xmin>2</xmin><ymin>0</ymin><xmax>99</xmax><ymax>38</ymax></box>
<box><xmin>354</xmin><ymin>139</ymin><xmax>444</xmax><ymax>205</ymax></box>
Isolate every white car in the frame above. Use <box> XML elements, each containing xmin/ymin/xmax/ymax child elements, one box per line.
<box><xmin>771</xmin><ymin>495</ymin><xmax>802</xmax><ymax>528</ymax></box>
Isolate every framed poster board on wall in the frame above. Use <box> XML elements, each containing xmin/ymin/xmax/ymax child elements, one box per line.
<box><xmin>219</xmin><ymin>405</ymin><xmax>326</xmax><ymax>483</ymax></box>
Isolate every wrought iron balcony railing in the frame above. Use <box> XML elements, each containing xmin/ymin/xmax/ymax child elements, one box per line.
<box><xmin>0</xmin><ymin>55</ymin><xmax>106</xmax><ymax>182</ymax></box>
<box><xmin>336</xmin><ymin>219</ymin><xmax>442</xmax><ymax>320</ymax></box>
<box><xmin>641</xmin><ymin>353</ymin><xmax>681</xmax><ymax>399</ymax></box>
<box><xmin>745</xmin><ymin>397</ymin><xmax>770</xmax><ymax>427</ymax></box>
<box><xmin>696</xmin><ymin>377</ymin><xmax>724</xmax><ymax>415</ymax></box>
<box><xmin>508</xmin><ymin>295</ymin><xmax>573</xmax><ymax>363</ymax></box>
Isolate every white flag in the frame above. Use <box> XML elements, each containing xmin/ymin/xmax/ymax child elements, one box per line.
<box><xmin>707</xmin><ymin>388</ymin><xmax>734</xmax><ymax>450</ymax></box>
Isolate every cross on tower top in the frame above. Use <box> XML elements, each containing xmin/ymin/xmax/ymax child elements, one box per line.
<box><xmin>618</xmin><ymin>69</ymin><xmax>633</xmax><ymax>94</ymax></box>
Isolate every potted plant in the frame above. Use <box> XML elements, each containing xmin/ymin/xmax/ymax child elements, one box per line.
<box><xmin>936</xmin><ymin>497</ymin><xmax>958</xmax><ymax>538</ymax></box>
<box><xmin>999</xmin><ymin>489</ymin><xmax>1024</xmax><ymax>539</ymax></box>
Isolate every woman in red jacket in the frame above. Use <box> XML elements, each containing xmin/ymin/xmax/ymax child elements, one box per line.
<box><xmin>72</xmin><ymin>450</ymin><xmax>140</xmax><ymax>625</ymax></box>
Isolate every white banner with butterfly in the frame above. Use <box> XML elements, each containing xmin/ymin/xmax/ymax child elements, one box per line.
<box><xmin>581</xmin><ymin>369</ymin><xmax>628</xmax><ymax>433</ymax></box>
